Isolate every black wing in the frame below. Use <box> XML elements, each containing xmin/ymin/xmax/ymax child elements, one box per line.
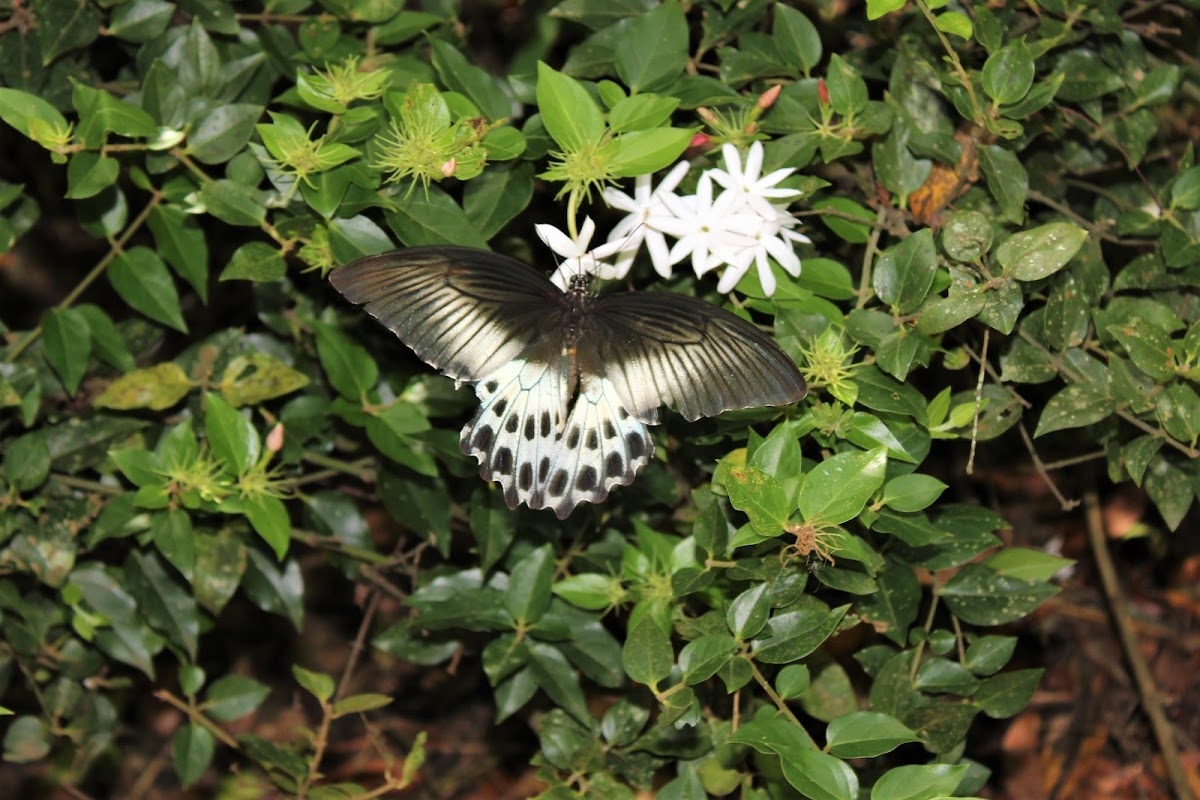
<box><xmin>330</xmin><ymin>247</ymin><xmax>565</xmax><ymax>383</ymax></box>
<box><xmin>583</xmin><ymin>291</ymin><xmax>807</xmax><ymax>423</ymax></box>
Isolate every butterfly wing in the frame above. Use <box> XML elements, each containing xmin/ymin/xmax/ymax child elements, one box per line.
<box><xmin>584</xmin><ymin>292</ymin><xmax>807</xmax><ymax>423</ymax></box>
<box><xmin>530</xmin><ymin>374</ymin><xmax>653</xmax><ymax>519</ymax></box>
<box><xmin>329</xmin><ymin>247</ymin><xmax>565</xmax><ymax>383</ymax></box>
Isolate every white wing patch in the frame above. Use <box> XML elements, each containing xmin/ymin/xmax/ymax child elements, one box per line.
<box><xmin>460</xmin><ymin>364</ymin><xmax>653</xmax><ymax>519</ymax></box>
<box><xmin>460</xmin><ymin>358</ymin><xmax>569</xmax><ymax>512</ymax></box>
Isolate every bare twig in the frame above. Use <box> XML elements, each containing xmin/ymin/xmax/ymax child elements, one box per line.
<box><xmin>1082</xmin><ymin>490</ymin><xmax>1194</xmax><ymax>800</ymax></box>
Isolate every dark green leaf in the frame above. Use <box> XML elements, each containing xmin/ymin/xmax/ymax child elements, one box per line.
<box><xmin>172</xmin><ymin>724</ymin><xmax>214</xmax><ymax>787</ymax></box>
<box><xmin>108</xmin><ymin>247</ymin><xmax>188</xmax><ymax>332</ymax></box>
<box><xmin>42</xmin><ymin>307</ymin><xmax>91</xmax><ymax>395</ymax></box>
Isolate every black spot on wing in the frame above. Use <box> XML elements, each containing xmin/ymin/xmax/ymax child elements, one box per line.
<box><xmin>518</xmin><ymin>462</ymin><xmax>533</xmax><ymax>491</ymax></box>
<box><xmin>493</xmin><ymin>397</ymin><xmax>507</xmax><ymax>416</ymax></box>
<box><xmin>626</xmin><ymin>432</ymin><xmax>646</xmax><ymax>461</ymax></box>
<box><xmin>549</xmin><ymin>469</ymin><xmax>568</xmax><ymax>497</ymax></box>
<box><xmin>473</xmin><ymin>424</ymin><xmax>494</xmax><ymax>453</ymax></box>
<box><xmin>576</xmin><ymin>466</ymin><xmax>598</xmax><ymax>492</ymax></box>
<box><xmin>505</xmin><ymin>415</ymin><xmax>519</xmax><ymax>433</ymax></box>
<box><xmin>523</xmin><ymin>416</ymin><xmax>535</xmax><ymax>441</ymax></box>
<box><xmin>540</xmin><ymin>412</ymin><xmax>551</xmax><ymax>437</ymax></box>
<box><xmin>538</xmin><ymin>457</ymin><xmax>550</xmax><ymax>482</ymax></box>
<box><xmin>606</xmin><ymin>452</ymin><xmax>624</xmax><ymax>478</ymax></box>
<box><xmin>566</xmin><ymin>426</ymin><xmax>580</xmax><ymax>449</ymax></box>
<box><xmin>494</xmin><ymin>447</ymin><xmax>513</xmax><ymax>475</ymax></box>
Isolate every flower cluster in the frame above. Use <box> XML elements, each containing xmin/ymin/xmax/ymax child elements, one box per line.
<box><xmin>541</xmin><ymin>141</ymin><xmax>810</xmax><ymax>296</ymax></box>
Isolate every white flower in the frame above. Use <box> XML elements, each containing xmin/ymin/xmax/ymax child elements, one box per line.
<box><xmin>707</xmin><ymin>141</ymin><xmax>801</xmax><ymax>219</ymax></box>
<box><xmin>538</xmin><ymin>216</ymin><xmax>627</xmax><ymax>290</ymax></box>
<box><xmin>602</xmin><ymin>160</ymin><xmax>691</xmax><ymax>279</ymax></box>
<box><xmin>705</xmin><ymin>204</ymin><xmax>812</xmax><ymax>295</ymax></box>
<box><xmin>654</xmin><ymin>173</ymin><xmax>759</xmax><ymax>276</ymax></box>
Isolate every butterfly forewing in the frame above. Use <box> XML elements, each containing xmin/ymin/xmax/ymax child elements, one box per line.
<box><xmin>329</xmin><ymin>247</ymin><xmax>565</xmax><ymax>383</ymax></box>
<box><xmin>585</xmin><ymin>292</ymin><xmax>807</xmax><ymax>423</ymax></box>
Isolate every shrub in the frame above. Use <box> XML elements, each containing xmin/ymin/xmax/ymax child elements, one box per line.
<box><xmin>0</xmin><ymin>0</ymin><xmax>1193</xmax><ymax>797</ymax></box>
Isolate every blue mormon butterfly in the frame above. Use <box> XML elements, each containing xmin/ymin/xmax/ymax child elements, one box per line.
<box><xmin>331</xmin><ymin>246</ymin><xmax>806</xmax><ymax>518</ymax></box>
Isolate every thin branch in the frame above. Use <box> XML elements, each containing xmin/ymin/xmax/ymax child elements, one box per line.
<box><xmin>1018</xmin><ymin>423</ymin><xmax>1080</xmax><ymax>512</ymax></box>
<box><xmin>1082</xmin><ymin>491</ymin><xmax>1194</xmax><ymax>800</ymax></box>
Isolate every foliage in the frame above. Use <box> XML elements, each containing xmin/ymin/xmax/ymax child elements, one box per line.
<box><xmin>0</xmin><ymin>0</ymin><xmax>1194</xmax><ymax>797</ymax></box>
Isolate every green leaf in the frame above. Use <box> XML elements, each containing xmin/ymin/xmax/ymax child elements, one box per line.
<box><xmin>622</xmin><ymin>614</ymin><xmax>672</xmax><ymax>686</ymax></box>
<box><xmin>37</xmin><ymin>0</ymin><xmax>102</xmax><ymax>64</ymax></box>
<box><xmin>825</xmin><ymin>53</ymin><xmax>867</xmax><ymax>115</ymax></box>
<box><xmin>973</xmin><ymin>668</ymin><xmax>1042</xmax><ymax>719</ymax></box>
<box><xmin>615</xmin><ymin>2</ymin><xmax>688</xmax><ymax>93</ymax></box>
<box><xmin>126</xmin><ymin>550</ymin><xmax>200</xmax><ymax>661</ymax></box>
<box><xmin>0</xmin><ymin>87</ymin><xmax>70</xmax><ymax>140</ymax></box>
<box><xmin>66</xmin><ymin>152</ymin><xmax>120</xmax><ymax>199</ymax></box>
<box><xmin>824</xmin><ymin>711</ymin><xmax>918</xmax><ymax>758</ymax></box>
<box><xmin>220</xmin><ymin>241</ymin><xmax>287</xmax><ymax>282</ymax></box>
<box><xmin>428</xmin><ymin>39</ymin><xmax>511</xmax><ymax>122</ymax></box>
<box><xmin>726</xmin><ymin>582</ymin><xmax>770</xmax><ymax>640</ymax></box>
<box><xmin>3</xmin><ymin>430</ymin><xmax>51</xmax><ymax>492</ymax></box>
<box><xmin>384</xmin><ymin>185</ymin><xmax>489</xmax><ymax>248</ymax></box>
<box><xmin>204</xmin><ymin>392</ymin><xmax>259</xmax><ymax>476</ymax></box>
<box><xmin>964</xmin><ymin>636</ymin><xmax>1018</xmax><ymax>676</ymax></box>
<box><xmin>855</xmin><ymin>562</ymin><xmax>920</xmax><ymax>646</ymax></box>
<box><xmin>151</xmin><ymin>508</ymin><xmax>196</xmax><ymax>581</ymax></box>
<box><xmin>172</xmin><ymin>724</ymin><xmax>214</xmax><ymax>787</ymax></box>
<box><xmin>108</xmin><ymin>0</ymin><xmax>175</xmax><ymax>42</ymax></box>
<box><xmin>881</xmin><ymin>474</ymin><xmax>947</xmax><ymax>512</ymax></box>
<box><xmin>1144</xmin><ymin>455</ymin><xmax>1192</xmax><ymax>531</ymax></box>
<box><xmin>874</xmin><ymin>229</ymin><xmax>937</xmax><ymax>314</ymax></box>
<box><xmin>870</xmin><ymin>764</ymin><xmax>969</xmax><ymax>800</ymax></box>
<box><xmin>95</xmin><ymin>363</ymin><xmax>192</xmax><ymax>411</ymax></box>
<box><xmin>553</xmin><ymin>573</ymin><xmax>616</xmax><ymax>611</ymax></box>
<box><xmin>3</xmin><ymin>716</ymin><xmax>52</xmax><ymax>763</ymax></box>
<box><xmin>753</xmin><ymin>604</ymin><xmax>849</xmax><ymax>664</ymax></box>
<box><xmin>204</xmin><ymin>675</ymin><xmax>271</xmax><ymax>722</ymax></box>
<box><xmin>981</xmin><ymin>39</ymin><xmax>1034</xmax><ymax>104</ymax></box>
<box><xmin>293</xmin><ymin>665</ymin><xmax>335</xmax><ymax>703</ymax></box>
<box><xmin>331</xmin><ymin>693</ymin><xmax>393</xmax><ymax>717</ymax></box>
<box><xmin>244</xmin><ymin>495</ymin><xmax>291</xmax><ymax>560</ymax></box>
<box><xmin>77</xmin><ymin>304</ymin><xmax>135</xmax><ymax>372</ymax></box>
<box><xmin>536</xmin><ymin>62</ymin><xmax>605</xmax><ymax>151</ymax></box>
<box><xmin>978</xmin><ymin>145</ymin><xmax>1028</xmax><ymax>225</ymax></box>
<box><xmin>996</xmin><ymin>222</ymin><xmax>1088</xmax><ymax>281</ymax></box>
<box><xmin>726</xmin><ymin>464</ymin><xmax>789</xmax><ymax>535</ymax></box>
<box><xmin>941</xmin><ymin>564</ymin><xmax>1058</xmax><ymax>626</ymax></box>
<box><xmin>504</xmin><ymin>544</ymin><xmax>555</xmax><ymax>625</ymax></box>
<box><xmin>190</xmin><ymin>103</ymin><xmax>262</xmax><ymax>164</ymax></box>
<box><xmin>678</xmin><ymin>634</ymin><xmax>737</xmax><ymax>686</ymax></box>
<box><xmin>607</xmin><ymin>126</ymin><xmax>695</xmax><ymax>177</ymax></box>
<box><xmin>313</xmin><ymin>321</ymin><xmax>379</xmax><ymax>401</ymax></box>
<box><xmin>463</xmin><ymin>162</ymin><xmax>534</xmax><ymax>240</ymax></box>
<box><xmin>780</xmin><ymin>748</ymin><xmax>858</xmax><ymax>800</ymax></box>
<box><xmin>528</xmin><ymin>642</ymin><xmax>591</xmax><ymax>725</ymax></box>
<box><xmin>147</xmin><ymin>205</ymin><xmax>209</xmax><ymax>302</ymax></box>
<box><xmin>798</xmin><ymin>448</ymin><xmax>887</xmax><ymax>525</ymax></box>
<box><xmin>1033</xmin><ymin>383</ymin><xmax>1113</xmax><ymax>437</ymax></box>
<box><xmin>1106</xmin><ymin>317</ymin><xmax>1175</xmax><ymax>381</ymax></box>
<box><xmin>72</xmin><ymin>82</ymin><xmax>158</xmax><ymax>145</ymax></box>
<box><xmin>219</xmin><ymin>353</ymin><xmax>310</xmax><ymax>406</ymax></box>
<box><xmin>108</xmin><ymin>247</ymin><xmax>188</xmax><ymax>332</ymax></box>
<box><xmin>773</xmin><ymin>4</ymin><xmax>821</xmax><ymax>74</ymax></box>
<box><xmin>42</xmin><ymin>307</ymin><xmax>91</xmax><ymax>395</ymax></box>
<box><xmin>982</xmin><ymin>547</ymin><xmax>1073</xmax><ymax>582</ymax></box>
<box><xmin>198</xmin><ymin>179</ymin><xmax>267</xmax><ymax>227</ymax></box>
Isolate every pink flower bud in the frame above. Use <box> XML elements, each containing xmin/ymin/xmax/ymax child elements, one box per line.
<box><xmin>758</xmin><ymin>84</ymin><xmax>781</xmax><ymax>109</ymax></box>
<box><xmin>440</xmin><ymin>157</ymin><xmax>457</xmax><ymax>177</ymax></box>
<box><xmin>818</xmin><ymin>78</ymin><xmax>830</xmax><ymax>107</ymax></box>
<box><xmin>266</xmin><ymin>423</ymin><xmax>285</xmax><ymax>453</ymax></box>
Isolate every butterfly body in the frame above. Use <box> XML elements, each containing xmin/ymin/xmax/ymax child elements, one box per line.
<box><xmin>331</xmin><ymin>246</ymin><xmax>806</xmax><ymax>518</ymax></box>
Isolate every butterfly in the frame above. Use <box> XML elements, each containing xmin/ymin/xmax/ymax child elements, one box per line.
<box><xmin>330</xmin><ymin>246</ymin><xmax>806</xmax><ymax>518</ymax></box>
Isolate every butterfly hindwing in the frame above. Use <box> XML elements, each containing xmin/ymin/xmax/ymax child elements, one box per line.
<box><xmin>461</xmin><ymin>354</ymin><xmax>569</xmax><ymax>512</ymax></box>
<box><xmin>585</xmin><ymin>291</ymin><xmax>807</xmax><ymax>423</ymax></box>
<box><xmin>532</xmin><ymin>375</ymin><xmax>654</xmax><ymax>519</ymax></box>
<box><xmin>330</xmin><ymin>247</ymin><xmax>565</xmax><ymax>383</ymax></box>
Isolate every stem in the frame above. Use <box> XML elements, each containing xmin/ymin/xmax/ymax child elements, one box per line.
<box><xmin>746</xmin><ymin>657</ymin><xmax>816</xmax><ymax>748</ymax></box>
<box><xmin>153</xmin><ymin>689</ymin><xmax>241</xmax><ymax>750</ymax></box>
<box><xmin>1082</xmin><ymin>491</ymin><xmax>1194</xmax><ymax>800</ymax></box>
<box><xmin>855</xmin><ymin>206</ymin><xmax>887</xmax><ymax>309</ymax></box>
<box><xmin>6</xmin><ymin>190</ymin><xmax>164</xmax><ymax>361</ymax></box>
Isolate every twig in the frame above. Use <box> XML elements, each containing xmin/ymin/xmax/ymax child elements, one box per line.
<box><xmin>1018</xmin><ymin>423</ymin><xmax>1079</xmax><ymax>512</ymax></box>
<box><xmin>335</xmin><ymin>588</ymin><xmax>382</xmax><ymax>701</ymax></box>
<box><xmin>966</xmin><ymin>329</ymin><xmax>989</xmax><ymax>474</ymax></box>
<box><xmin>1082</xmin><ymin>490</ymin><xmax>1193</xmax><ymax>800</ymax></box>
